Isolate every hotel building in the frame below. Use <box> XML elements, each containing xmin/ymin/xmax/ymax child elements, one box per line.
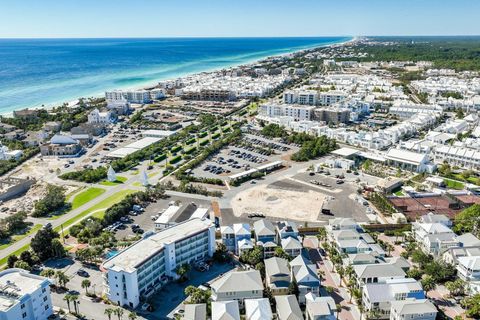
<box><xmin>0</xmin><ymin>268</ymin><xmax>53</xmax><ymax>320</ymax></box>
<box><xmin>101</xmin><ymin>218</ymin><xmax>215</xmax><ymax>308</ymax></box>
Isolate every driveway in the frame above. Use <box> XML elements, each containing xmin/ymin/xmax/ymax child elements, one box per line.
<box><xmin>144</xmin><ymin>261</ymin><xmax>235</xmax><ymax>320</ymax></box>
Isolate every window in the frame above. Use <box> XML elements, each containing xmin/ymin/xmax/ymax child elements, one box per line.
<box><xmin>21</xmin><ymin>303</ymin><xmax>25</xmax><ymax>309</ymax></box>
<box><xmin>22</xmin><ymin>312</ymin><xmax>27</xmax><ymax>318</ymax></box>
<box><xmin>42</xmin><ymin>288</ymin><xmax>46</xmax><ymax>293</ymax></box>
<box><xmin>45</xmin><ymin>305</ymin><xmax>49</xmax><ymax>310</ymax></box>
<box><xmin>43</xmin><ymin>296</ymin><xmax>48</xmax><ymax>302</ymax></box>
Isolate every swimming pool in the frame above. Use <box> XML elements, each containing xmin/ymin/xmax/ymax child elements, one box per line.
<box><xmin>105</xmin><ymin>250</ymin><xmax>119</xmax><ymax>259</ymax></box>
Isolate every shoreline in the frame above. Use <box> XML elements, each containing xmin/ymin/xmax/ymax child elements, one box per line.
<box><xmin>0</xmin><ymin>37</ymin><xmax>353</xmax><ymax>118</ymax></box>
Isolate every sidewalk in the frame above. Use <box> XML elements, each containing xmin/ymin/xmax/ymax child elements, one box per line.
<box><xmin>318</xmin><ymin>254</ymin><xmax>361</xmax><ymax>320</ymax></box>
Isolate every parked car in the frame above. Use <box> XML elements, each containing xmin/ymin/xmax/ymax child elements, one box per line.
<box><xmin>77</xmin><ymin>269</ymin><xmax>89</xmax><ymax>277</ymax></box>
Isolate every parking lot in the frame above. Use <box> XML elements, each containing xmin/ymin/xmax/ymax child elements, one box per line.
<box><xmin>191</xmin><ymin>133</ymin><xmax>293</xmax><ymax>182</ymax></box>
<box><xmin>289</xmin><ymin>168</ymin><xmax>379</xmax><ymax>222</ymax></box>
<box><xmin>152</xmin><ymin>261</ymin><xmax>236</xmax><ymax>319</ymax></box>
<box><xmin>113</xmin><ymin>194</ymin><xmax>213</xmax><ymax>240</ymax></box>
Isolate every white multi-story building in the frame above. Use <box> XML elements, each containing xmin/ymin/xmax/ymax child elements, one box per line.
<box><xmin>259</xmin><ymin>104</ymin><xmax>314</xmax><ymax>121</ymax></box>
<box><xmin>318</xmin><ymin>91</ymin><xmax>347</xmax><ymax>106</ymax></box>
<box><xmin>0</xmin><ymin>268</ymin><xmax>53</xmax><ymax>320</ymax></box>
<box><xmin>412</xmin><ymin>222</ymin><xmax>459</xmax><ymax>256</ymax></box>
<box><xmin>283</xmin><ymin>89</ymin><xmax>318</xmax><ymax>105</ymax></box>
<box><xmin>87</xmin><ymin>109</ymin><xmax>114</xmax><ymax>124</ymax></box>
<box><xmin>101</xmin><ymin>218</ymin><xmax>215</xmax><ymax>308</ymax></box>
<box><xmin>105</xmin><ymin>90</ymin><xmax>152</xmax><ymax>104</ymax></box>
<box><xmin>389</xmin><ymin>101</ymin><xmax>443</xmax><ymax>119</ymax></box>
<box><xmin>433</xmin><ymin>145</ymin><xmax>480</xmax><ymax>170</ymax></box>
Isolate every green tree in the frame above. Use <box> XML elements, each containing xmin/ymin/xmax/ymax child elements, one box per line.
<box><xmin>7</xmin><ymin>255</ymin><xmax>18</xmax><ymax>268</ymax></box>
<box><xmin>71</xmin><ymin>294</ymin><xmax>79</xmax><ymax>314</ymax></box>
<box><xmin>462</xmin><ymin>294</ymin><xmax>480</xmax><ymax>318</ymax></box>
<box><xmin>317</xmin><ymin>227</ymin><xmax>327</xmax><ymax>242</ymax></box>
<box><xmin>55</xmin><ymin>271</ymin><xmax>70</xmax><ymax>288</ymax></box>
<box><xmin>13</xmin><ymin>260</ymin><xmax>31</xmax><ymax>271</ymax></box>
<box><xmin>114</xmin><ymin>308</ymin><xmax>124</xmax><ymax>320</ymax></box>
<box><xmin>421</xmin><ymin>275</ymin><xmax>436</xmax><ymax>292</ymax></box>
<box><xmin>81</xmin><ymin>279</ymin><xmax>91</xmax><ymax>295</ymax></box>
<box><xmin>274</xmin><ymin>247</ymin><xmax>291</xmax><ymax>261</ymax></box>
<box><xmin>454</xmin><ymin>204</ymin><xmax>480</xmax><ymax>236</ymax></box>
<box><xmin>336</xmin><ymin>304</ymin><xmax>342</xmax><ymax>320</ymax></box>
<box><xmin>175</xmin><ymin>263</ymin><xmax>191</xmax><ymax>282</ymax></box>
<box><xmin>104</xmin><ymin>308</ymin><xmax>114</xmax><ymax>320</ymax></box>
<box><xmin>40</xmin><ymin>268</ymin><xmax>55</xmax><ymax>279</ymax></box>
<box><xmin>239</xmin><ymin>246</ymin><xmax>264</xmax><ymax>266</ymax></box>
<box><xmin>406</xmin><ymin>268</ymin><xmax>422</xmax><ymax>280</ymax></box>
<box><xmin>185</xmin><ymin>285</ymin><xmax>211</xmax><ymax>304</ymax></box>
<box><xmin>63</xmin><ymin>294</ymin><xmax>73</xmax><ymax>313</ymax></box>
<box><xmin>445</xmin><ymin>279</ymin><xmax>466</xmax><ymax>297</ymax></box>
<box><xmin>288</xmin><ymin>278</ymin><xmax>299</xmax><ymax>297</ymax></box>
<box><xmin>128</xmin><ymin>312</ymin><xmax>138</xmax><ymax>320</ymax></box>
<box><xmin>32</xmin><ymin>184</ymin><xmax>67</xmax><ymax>217</ymax></box>
<box><xmin>31</xmin><ymin>226</ymin><xmax>61</xmax><ymax>261</ymax></box>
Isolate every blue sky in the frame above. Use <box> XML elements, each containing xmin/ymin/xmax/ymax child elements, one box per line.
<box><xmin>0</xmin><ymin>0</ymin><xmax>479</xmax><ymax>38</ymax></box>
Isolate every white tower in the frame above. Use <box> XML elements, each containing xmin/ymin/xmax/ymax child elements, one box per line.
<box><xmin>107</xmin><ymin>166</ymin><xmax>117</xmax><ymax>182</ymax></box>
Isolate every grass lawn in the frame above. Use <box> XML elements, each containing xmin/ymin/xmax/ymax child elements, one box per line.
<box><xmin>0</xmin><ymin>224</ymin><xmax>42</xmax><ymax>250</ymax></box>
<box><xmin>0</xmin><ymin>243</ymin><xmax>30</xmax><ymax>267</ymax></box>
<box><xmin>444</xmin><ymin>178</ymin><xmax>465</xmax><ymax>190</ymax></box>
<box><xmin>54</xmin><ymin>189</ymin><xmax>136</xmax><ymax>234</ymax></box>
<box><xmin>70</xmin><ymin>187</ymin><xmax>106</xmax><ymax>210</ymax></box>
<box><xmin>65</xmin><ymin>187</ymin><xmax>85</xmax><ymax>202</ymax></box>
<box><xmin>100</xmin><ymin>176</ymin><xmax>127</xmax><ymax>186</ymax></box>
<box><xmin>394</xmin><ymin>190</ymin><xmax>404</xmax><ymax>196</ymax></box>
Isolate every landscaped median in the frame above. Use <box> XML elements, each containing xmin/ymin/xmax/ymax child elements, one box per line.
<box><xmin>100</xmin><ymin>176</ymin><xmax>127</xmax><ymax>186</ymax></box>
<box><xmin>54</xmin><ymin>189</ymin><xmax>136</xmax><ymax>234</ymax></box>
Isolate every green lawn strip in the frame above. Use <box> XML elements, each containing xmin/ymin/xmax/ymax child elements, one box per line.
<box><xmin>99</xmin><ymin>176</ymin><xmax>127</xmax><ymax>186</ymax></box>
<box><xmin>65</xmin><ymin>186</ymin><xmax>85</xmax><ymax>202</ymax></box>
<box><xmin>54</xmin><ymin>189</ymin><xmax>136</xmax><ymax>234</ymax></box>
<box><xmin>70</xmin><ymin>187</ymin><xmax>106</xmax><ymax>210</ymax></box>
<box><xmin>0</xmin><ymin>224</ymin><xmax>43</xmax><ymax>250</ymax></box>
<box><xmin>0</xmin><ymin>244</ymin><xmax>30</xmax><ymax>267</ymax></box>
<box><xmin>444</xmin><ymin>178</ymin><xmax>464</xmax><ymax>190</ymax></box>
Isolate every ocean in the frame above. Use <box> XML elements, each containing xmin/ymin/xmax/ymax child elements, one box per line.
<box><xmin>0</xmin><ymin>37</ymin><xmax>350</xmax><ymax>115</ymax></box>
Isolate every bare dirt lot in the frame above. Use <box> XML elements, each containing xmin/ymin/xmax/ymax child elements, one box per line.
<box><xmin>230</xmin><ymin>183</ymin><xmax>325</xmax><ymax>221</ymax></box>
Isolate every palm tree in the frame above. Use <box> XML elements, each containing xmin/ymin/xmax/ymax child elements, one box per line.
<box><xmin>386</xmin><ymin>243</ymin><xmax>394</xmax><ymax>256</ymax></box>
<box><xmin>104</xmin><ymin>308</ymin><xmax>114</xmax><ymax>320</ymax></box>
<box><xmin>128</xmin><ymin>311</ymin><xmax>138</xmax><ymax>320</ymax></box>
<box><xmin>63</xmin><ymin>294</ymin><xmax>73</xmax><ymax>313</ymax></box>
<box><xmin>317</xmin><ymin>227</ymin><xmax>327</xmax><ymax>242</ymax></box>
<box><xmin>337</xmin><ymin>266</ymin><xmax>345</xmax><ymax>287</ymax></box>
<box><xmin>335</xmin><ymin>304</ymin><xmax>342</xmax><ymax>320</ymax></box>
<box><xmin>421</xmin><ymin>275</ymin><xmax>436</xmax><ymax>292</ymax></box>
<box><xmin>71</xmin><ymin>294</ymin><xmax>79</xmax><ymax>314</ymax></box>
<box><xmin>114</xmin><ymin>308</ymin><xmax>124</xmax><ymax>320</ymax></box>
<box><xmin>56</xmin><ymin>271</ymin><xmax>70</xmax><ymax>288</ymax></box>
<box><xmin>81</xmin><ymin>279</ymin><xmax>91</xmax><ymax>295</ymax></box>
<box><xmin>40</xmin><ymin>268</ymin><xmax>55</xmax><ymax>279</ymax></box>
<box><xmin>176</xmin><ymin>263</ymin><xmax>191</xmax><ymax>281</ymax></box>
<box><xmin>345</xmin><ymin>265</ymin><xmax>355</xmax><ymax>280</ymax></box>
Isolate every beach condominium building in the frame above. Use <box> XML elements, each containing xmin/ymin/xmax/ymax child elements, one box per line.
<box><xmin>105</xmin><ymin>90</ymin><xmax>152</xmax><ymax>104</ymax></box>
<box><xmin>259</xmin><ymin>103</ymin><xmax>314</xmax><ymax>121</ymax></box>
<box><xmin>0</xmin><ymin>268</ymin><xmax>53</xmax><ymax>320</ymax></box>
<box><xmin>101</xmin><ymin>218</ymin><xmax>215</xmax><ymax>308</ymax></box>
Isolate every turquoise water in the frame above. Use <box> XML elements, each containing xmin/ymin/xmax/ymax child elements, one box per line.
<box><xmin>105</xmin><ymin>250</ymin><xmax>119</xmax><ymax>259</ymax></box>
<box><xmin>0</xmin><ymin>37</ymin><xmax>350</xmax><ymax>114</ymax></box>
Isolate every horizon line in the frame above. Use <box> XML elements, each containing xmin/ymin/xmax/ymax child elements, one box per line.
<box><xmin>0</xmin><ymin>34</ymin><xmax>480</xmax><ymax>40</ymax></box>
